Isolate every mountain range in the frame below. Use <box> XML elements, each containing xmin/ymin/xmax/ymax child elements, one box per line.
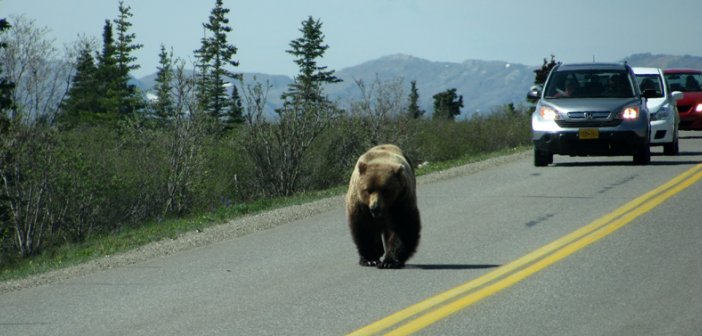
<box><xmin>134</xmin><ymin>53</ymin><xmax>702</xmax><ymax>118</ymax></box>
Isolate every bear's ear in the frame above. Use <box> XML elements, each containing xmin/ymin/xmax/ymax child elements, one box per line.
<box><xmin>358</xmin><ymin>162</ymin><xmax>367</xmax><ymax>175</ymax></box>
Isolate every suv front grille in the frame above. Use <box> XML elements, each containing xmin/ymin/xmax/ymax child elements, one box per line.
<box><xmin>556</xmin><ymin>120</ymin><xmax>622</xmax><ymax>128</ymax></box>
<box><xmin>567</xmin><ymin>111</ymin><xmax>612</xmax><ymax>119</ymax></box>
<box><xmin>556</xmin><ymin>111</ymin><xmax>620</xmax><ymax>128</ymax></box>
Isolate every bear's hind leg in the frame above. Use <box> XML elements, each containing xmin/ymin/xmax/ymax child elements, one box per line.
<box><xmin>379</xmin><ymin>208</ymin><xmax>421</xmax><ymax>269</ymax></box>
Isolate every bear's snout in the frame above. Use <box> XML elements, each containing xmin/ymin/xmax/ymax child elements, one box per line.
<box><xmin>369</xmin><ymin>202</ymin><xmax>383</xmax><ymax>218</ymax></box>
<box><xmin>368</xmin><ymin>194</ymin><xmax>384</xmax><ymax>218</ymax></box>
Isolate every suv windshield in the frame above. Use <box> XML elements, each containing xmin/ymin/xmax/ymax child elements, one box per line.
<box><xmin>545</xmin><ymin>69</ymin><xmax>634</xmax><ymax>99</ymax></box>
<box><xmin>664</xmin><ymin>72</ymin><xmax>702</xmax><ymax>92</ymax></box>
<box><xmin>635</xmin><ymin>74</ymin><xmax>664</xmax><ymax>98</ymax></box>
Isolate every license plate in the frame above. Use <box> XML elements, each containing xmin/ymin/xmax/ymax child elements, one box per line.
<box><xmin>579</xmin><ymin>128</ymin><xmax>599</xmax><ymax>140</ymax></box>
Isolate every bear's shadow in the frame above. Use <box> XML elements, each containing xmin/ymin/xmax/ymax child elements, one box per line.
<box><xmin>406</xmin><ymin>264</ymin><xmax>500</xmax><ymax>270</ymax></box>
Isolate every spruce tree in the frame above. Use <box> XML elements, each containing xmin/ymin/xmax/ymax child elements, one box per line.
<box><xmin>153</xmin><ymin>44</ymin><xmax>174</xmax><ymax>122</ymax></box>
<box><xmin>194</xmin><ymin>0</ymin><xmax>240</xmax><ymax>120</ymax></box>
<box><xmin>534</xmin><ymin>55</ymin><xmax>557</xmax><ymax>87</ymax></box>
<box><xmin>0</xmin><ymin>18</ymin><xmax>13</xmax><ymax>252</ymax></box>
<box><xmin>114</xmin><ymin>1</ymin><xmax>142</xmax><ymax>78</ymax></box>
<box><xmin>0</xmin><ymin>18</ymin><xmax>14</xmax><ymax>130</ymax></box>
<box><xmin>95</xmin><ymin>19</ymin><xmax>121</xmax><ymax>122</ymax></box>
<box><xmin>113</xmin><ymin>1</ymin><xmax>143</xmax><ymax>116</ymax></box>
<box><xmin>282</xmin><ymin>16</ymin><xmax>341</xmax><ymax>105</ymax></box>
<box><xmin>407</xmin><ymin>80</ymin><xmax>424</xmax><ymax>119</ymax></box>
<box><xmin>432</xmin><ymin>88</ymin><xmax>463</xmax><ymax>121</ymax></box>
<box><xmin>242</xmin><ymin>16</ymin><xmax>341</xmax><ymax>197</ymax></box>
<box><xmin>224</xmin><ymin>84</ymin><xmax>243</xmax><ymax>127</ymax></box>
<box><xmin>60</xmin><ymin>42</ymin><xmax>99</xmax><ymax>126</ymax></box>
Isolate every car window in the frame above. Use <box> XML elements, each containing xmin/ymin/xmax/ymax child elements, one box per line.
<box><xmin>635</xmin><ymin>74</ymin><xmax>664</xmax><ymax>98</ymax></box>
<box><xmin>664</xmin><ymin>72</ymin><xmax>702</xmax><ymax>92</ymax></box>
<box><xmin>545</xmin><ymin>70</ymin><xmax>634</xmax><ymax>98</ymax></box>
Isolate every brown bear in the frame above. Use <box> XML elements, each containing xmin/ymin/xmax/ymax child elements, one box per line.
<box><xmin>345</xmin><ymin>144</ymin><xmax>421</xmax><ymax>269</ymax></box>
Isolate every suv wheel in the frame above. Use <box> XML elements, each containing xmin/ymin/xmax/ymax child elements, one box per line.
<box><xmin>633</xmin><ymin>145</ymin><xmax>651</xmax><ymax>165</ymax></box>
<box><xmin>534</xmin><ymin>148</ymin><xmax>553</xmax><ymax>167</ymax></box>
<box><xmin>663</xmin><ymin>136</ymin><xmax>679</xmax><ymax>155</ymax></box>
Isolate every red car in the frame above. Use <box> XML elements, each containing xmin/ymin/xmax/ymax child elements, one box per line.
<box><xmin>663</xmin><ymin>68</ymin><xmax>702</xmax><ymax>130</ymax></box>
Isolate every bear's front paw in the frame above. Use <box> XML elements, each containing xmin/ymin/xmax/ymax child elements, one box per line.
<box><xmin>377</xmin><ymin>260</ymin><xmax>404</xmax><ymax>269</ymax></box>
<box><xmin>359</xmin><ymin>258</ymin><xmax>380</xmax><ymax>267</ymax></box>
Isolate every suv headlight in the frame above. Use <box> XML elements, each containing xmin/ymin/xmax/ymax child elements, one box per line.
<box><xmin>618</xmin><ymin>105</ymin><xmax>640</xmax><ymax>120</ymax></box>
<box><xmin>539</xmin><ymin>106</ymin><xmax>559</xmax><ymax>120</ymax></box>
<box><xmin>651</xmin><ymin>103</ymin><xmax>670</xmax><ymax>121</ymax></box>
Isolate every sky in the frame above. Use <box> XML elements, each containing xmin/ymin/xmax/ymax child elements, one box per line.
<box><xmin>3</xmin><ymin>0</ymin><xmax>702</xmax><ymax>79</ymax></box>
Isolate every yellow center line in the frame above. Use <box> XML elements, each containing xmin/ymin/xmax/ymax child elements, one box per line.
<box><xmin>348</xmin><ymin>163</ymin><xmax>702</xmax><ymax>336</ymax></box>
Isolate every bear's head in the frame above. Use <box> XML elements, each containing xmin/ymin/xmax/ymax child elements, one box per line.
<box><xmin>356</xmin><ymin>161</ymin><xmax>406</xmax><ymax>219</ymax></box>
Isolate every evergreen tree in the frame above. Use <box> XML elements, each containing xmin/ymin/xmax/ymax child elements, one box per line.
<box><xmin>114</xmin><ymin>1</ymin><xmax>142</xmax><ymax>77</ymax></box>
<box><xmin>59</xmin><ymin>42</ymin><xmax>99</xmax><ymax>126</ymax></box>
<box><xmin>224</xmin><ymin>84</ymin><xmax>243</xmax><ymax>127</ymax></box>
<box><xmin>0</xmin><ymin>18</ymin><xmax>13</xmax><ymax>253</ymax></box>
<box><xmin>112</xmin><ymin>1</ymin><xmax>143</xmax><ymax>116</ymax></box>
<box><xmin>0</xmin><ymin>18</ymin><xmax>14</xmax><ymax>131</ymax></box>
<box><xmin>194</xmin><ymin>0</ymin><xmax>240</xmax><ymax>120</ymax></box>
<box><xmin>534</xmin><ymin>54</ymin><xmax>557</xmax><ymax>87</ymax></box>
<box><xmin>282</xmin><ymin>16</ymin><xmax>341</xmax><ymax>105</ymax></box>
<box><xmin>432</xmin><ymin>88</ymin><xmax>463</xmax><ymax>121</ymax></box>
<box><xmin>407</xmin><ymin>80</ymin><xmax>424</xmax><ymax>119</ymax></box>
<box><xmin>242</xmin><ymin>16</ymin><xmax>341</xmax><ymax>197</ymax></box>
<box><xmin>94</xmin><ymin>19</ymin><xmax>121</xmax><ymax>121</ymax></box>
<box><xmin>153</xmin><ymin>44</ymin><xmax>174</xmax><ymax>121</ymax></box>
<box><xmin>529</xmin><ymin>55</ymin><xmax>558</xmax><ymax>103</ymax></box>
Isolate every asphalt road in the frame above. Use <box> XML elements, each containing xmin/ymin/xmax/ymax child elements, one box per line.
<box><xmin>2</xmin><ymin>132</ymin><xmax>702</xmax><ymax>336</ymax></box>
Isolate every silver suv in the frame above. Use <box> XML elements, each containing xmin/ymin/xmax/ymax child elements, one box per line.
<box><xmin>527</xmin><ymin>63</ymin><xmax>654</xmax><ymax>166</ymax></box>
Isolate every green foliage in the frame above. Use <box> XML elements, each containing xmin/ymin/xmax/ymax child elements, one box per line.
<box><xmin>60</xmin><ymin>3</ymin><xmax>142</xmax><ymax>127</ymax></box>
<box><xmin>194</xmin><ymin>0</ymin><xmax>240</xmax><ymax>121</ymax></box>
<box><xmin>534</xmin><ymin>54</ymin><xmax>558</xmax><ymax>86</ymax></box>
<box><xmin>0</xmin><ymin>18</ymin><xmax>13</xmax><ymax>116</ymax></box>
<box><xmin>415</xmin><ymin>103</ymin><xmax>531</xmax><ymax>162</ymax></box>
<box><xmin>153</xmin><ymin>45</ymin><xmax>175</xmax><ymax>121</ymax></box>
<box><xmin>59</xmin><ymin>42</ymin><xmax>100</xmax><ymax>126</ymax></box>
<box><xmin>432</xmin><ymin>88</ymin><xmax>463</xmax><ymax>120</ymax></box>
<box><xmin>407</xmin><ymin>80</ymin><xmax>424</xmax><ymax>119</ymax></box>
<box><xmin>114</xmin><ymin>1</ymin><xmax>142</xmax><ymax>77</ymax></box>
<box><xmin>94</xmin><ymin>19</ymin><xmax>122</xmax><ymax>120</ymax></box>
<box><xmin>0</xmin><ymin>18</ymin><xmax>13</xmax><ymax>261</ymax></box>
<box><xmin>242</xmin><ymin>17</ymin><xmax>343</xmax><ymax>198</ymax></box>
<box><xmin>282</xmin><ymin>16</ymin><xmax>341</xmax><ymax>105</ymax></box>
<box><xmin>224</xmin><ymin>85</ymin><xmax>244</xmax><ymax>127</ymax></box>
<box><xmin>0</xmin><ymin>119</ymin><xmax>58</xmax><ymax>257</ymax></box>
<box><xmin>112</xmin><ymin>1</ymin><xmax>143</xmax><ymax>117</ymax></box>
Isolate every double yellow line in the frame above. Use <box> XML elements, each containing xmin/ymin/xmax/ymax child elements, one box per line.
<box><xmin>349</xmin><ymin>163</ymin><xmax>702</xmax><ymax>336</ymax></box>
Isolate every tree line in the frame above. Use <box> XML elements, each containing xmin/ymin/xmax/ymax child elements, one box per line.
<box><xmin>0</xmin><ymin>1</ymin><xmax>531</xmax><ymax>262</ymax></box>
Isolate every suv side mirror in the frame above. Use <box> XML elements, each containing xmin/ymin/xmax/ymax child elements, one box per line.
<box><xmin>671</xmin><ymin>91</ymin><xmax>684</xmax><ymax>101</ymax></box>
<box><xmin>527</xmin><ymin>90</ymin><xmax>541</xmax><ymax>100</ymax></box>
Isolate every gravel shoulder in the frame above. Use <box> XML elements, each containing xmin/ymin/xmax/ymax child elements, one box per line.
<box><xmin>0</xmin><ymin>150</ymin><xmax>529</xmax><ymax>294</ymax></box>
